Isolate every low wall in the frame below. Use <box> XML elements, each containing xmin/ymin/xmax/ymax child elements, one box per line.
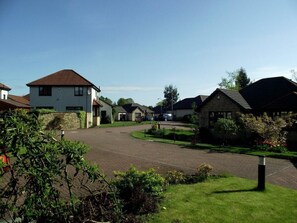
<box><xmin>40</xmin><ymin>112</ymin><xmax>81</xmax><ymax>130</ymax></box>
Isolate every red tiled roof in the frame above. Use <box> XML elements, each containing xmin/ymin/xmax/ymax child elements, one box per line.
<box><xmin>0</xmin><ymin>99</ymin><xmax>30</xmax><ymax>111</ymax></box>
<box><xmin>0</xmin><ymin>83</ymin><xmax>11</xmax><ymax>91</ymax></box>
<box><xmin>93</xmin><ymin>99</ymin><xmax>103</xmax><ymax>107</ymax></box>
<box><xmin>8</xmin><ymin>95</ymin><xmax>30</xmax><ymax>106</ymax></box>
<box><xmin>27</xmin><ymin>69</ymin><xmax>100</xmax><ymax>91</ymax></box>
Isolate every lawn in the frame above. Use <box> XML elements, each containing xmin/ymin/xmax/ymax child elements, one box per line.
<box><xmin>147</xmin><ymin>177</ymin><xmax>297</xmax><ymax>223</ymax></box>
<box><xmin>131</xmin><ymin>130</ymin><xmax>297</xmax><ymax>159</ymax></box>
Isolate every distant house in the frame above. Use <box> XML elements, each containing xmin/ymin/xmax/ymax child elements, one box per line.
<box><xmin>115</xmin><ymin>103</ymin><xmax>153</xmax><ymax>121</ymax></box>
<box><xmin>27</xmin><ymin>69</ymin><xmax>101</xmax><ymax>128</ymax></box>
<box><xmin>173</xmin><ymin>95</ymin><xmax>208</xmax><ymax>119</ymax></box>
<box><xmin>100</xmin><ymin>99</ymin><xmax>114</xmax><ymax>124</ymax></box>
<box><xmin>198</xmin><ymin>76</ymin><xmax>297</xmax><ymax>128</ymax></box>
<box><xmin>0</xmin><ymin>83</ymin><xmax>30</xmax><ymax>111</ymax></box>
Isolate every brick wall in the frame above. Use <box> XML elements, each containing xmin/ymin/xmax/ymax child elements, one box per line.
<box><xmin>199</xmin><ymin>91</ymin><xmax>242</xmax><ymax>128</ymax></box>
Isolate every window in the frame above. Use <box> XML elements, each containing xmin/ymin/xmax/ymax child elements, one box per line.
<box><xmin>66</xmin><ymin>106</ymin><xmax>83</xmax><ymax>111</ymax></box>
<box><xmin>209</xmin><ymin>111</ymin><xmax>232</xmax><ymax>128</ymax></box>
<box><xmin>39</xmin><ymin>86</ymin><xmax>52</xmax><ymax>96</ymax></box>
<box><xmin>74</xmin><ymin>87</ymin><xmax>83</xmax><ymax>96</ymax></box>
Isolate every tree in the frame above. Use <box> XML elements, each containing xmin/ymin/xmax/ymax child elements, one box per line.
<box><xmin>219</xmin><ymin>67</ymin><xmax>250</xmax><ymax>90</ymax></box>
<box><xmin>0</xmin><ymin>110</ymin><xmax>121</xmax><ymax>222</ymax></box>
<box><xmin>290</xmin><ymin>69</ymin><xmax>297</xmax><ymax>82</ymax></box>
<box><xmin>235</xmin><ymin>68</ymin><xmax>250</xmax><ymax>89</ymax></box>
<box><xmin>214</xmin><ymin>118</ymin><xmax>238</xmax><ymax>145</ymax></box>
<box><xmin>163</xmin><ymin>85</ymin><xmax>179</xmax><ymax>111</ymax></box>
<box><xmin>117</xmin><ymin>98</ymin><xmax>134</xmax><ymax>106</ymax></box>
<box><xmin>100</xmin><ymin>96</ymin><xmax>113</xmax><ymax>105</ymax></box>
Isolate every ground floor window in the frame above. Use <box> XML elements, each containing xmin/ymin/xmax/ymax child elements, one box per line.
<box><xmin>209</xmin><ymin>111</ymin><xmax>232</xmax><ymax>128</ymax></box>
<box><xmin>66</xmin><ymin>106</ymin><xmax>83</xmax><ymax>111</ymax></box>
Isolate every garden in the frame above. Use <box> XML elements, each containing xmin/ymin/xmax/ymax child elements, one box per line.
<box><xmin>0</xmin><ymin>110</ymin><xmax>296</xmax><ymax>222</ymax></box>
<box><xmin>132</xmin><ymin>113</ymin><xmax>297</xmax><ymax>160</ymax></box>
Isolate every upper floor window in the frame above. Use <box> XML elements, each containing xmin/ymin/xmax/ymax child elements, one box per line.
<box><xmin>74</xmin><ymin>87</ymin><xmax>83</xmax><ymax>96</ymax></box>
<box><xmin>39</xmin><ymin>86</ymin><xmax>52</xmax><ymax>96</ymax></box>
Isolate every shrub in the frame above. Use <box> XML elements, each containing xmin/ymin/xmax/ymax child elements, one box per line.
<box><xmin>238</xmin><ymin>113</ymin><xmax>291</xmax><ymax>147</ymax></box>
<box><xmin>0</xmin><ymin>110</ymin><xmax>115</xmax><ymax>222</ymax></box>
<box><xmin>165</xmin><ymin>170</ymin><xmax>186</xmax><ymax>185</ymax></box>
<box><xmin>112</xmin><ymin>166</ymin><xmax>165</xmax><ymax>216</ymax></box>
<box><xmin>214</xmin><ymin>118</ymin><xmax>238</xmax><ymax>145</ymax></box>
<box><xmin>185</xmin><ymin>163</ymin><xmax>213</xmax><ymax>184</ymax></box>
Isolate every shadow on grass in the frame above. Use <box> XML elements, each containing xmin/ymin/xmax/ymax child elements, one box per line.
<box><xmin>213</xmin><ymin>187</ymin><xmax>263</xmax><ymax>194</ymax></box>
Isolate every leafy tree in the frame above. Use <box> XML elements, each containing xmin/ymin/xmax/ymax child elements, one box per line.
<box><xmin>219</xmin><ymin>67</ymin><xmax>250</xmax><ymax>90</ymax></box>
<box><xmin>117</xmin><ymin>98</ymin><xmax>134</xmax><ymax>106</ymax></box>
<box><xmin>235</xmin><ymin>68</ymin><xmax>250</xmax><ymax>89</ymax></box>
<box><xmin>238</xmin><ymin>113</ymin><xmax>293</xmax><ymax>147</ymax></box>
<box><xmin>163</xmin><ymin>85</ymin><xmax>179</xmax><ymax>111</ymax></box>
<box><xmin>214</xmin><ymin>118</ymin><xmax>238</xmax><ymax>145</ymax></box>
<box><xmin>290</xmin><ymin>69</ymin><xmax>297</xmax><ymax>82</ymax></box>
<box><xmin>100</xmin><ymin>96</ymin><xmax>113</xmax><ymax>105</ymax></box>
<box><xmin>0</xmin><ymin>110</ymin><xmax>120</xmax><ymax>222</ymax></box>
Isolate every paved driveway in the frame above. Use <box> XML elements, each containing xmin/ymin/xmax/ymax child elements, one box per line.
<box><xmin>65</xmin><ymin>123</ymin><xmax>297</xmax><ymax>190</ymax></box>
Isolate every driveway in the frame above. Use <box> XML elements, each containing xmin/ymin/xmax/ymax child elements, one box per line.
<box><xmin>65</xmin><ymin>123</ymin><xmax>297</xmax><ymax>190</ymax></box>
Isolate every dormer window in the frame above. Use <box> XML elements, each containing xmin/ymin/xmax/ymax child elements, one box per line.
<box><xmin>74</xmin><ymin>87</ymin><xmax>83</xmax><ymax>96</ymax></box>
<box><xmin>39</xmin><ymin>86</ymin><xmax>52</xmax><ymax>96</ymax></box>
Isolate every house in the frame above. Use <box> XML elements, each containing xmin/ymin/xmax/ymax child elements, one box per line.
<box><xmin>100</xmin><ymin>99</ymin><xmax>114</xmax><ymax>124</ymax></box>
<box><xmin>115</xmin><ymin>103</ymin><xmax>154</xmax><ymax>121</ymax></box>
<box><xmin>198</xmin><ymin>76</ymin><xmax>297</xmax><ymax>128</ymax></box>
<box><xmin>0</xmin><ymin>83</ymin><xmax>30</xmax><ymax>111</ymax></box>
<box><xmin>27</xmin><ymin>69</ymin><xmax>101</xmax><ymax>128</ymax></box>
<box><xmin>173</xmin><ymin>95</ymin><xmax>208</xmax><ymax>119</ymax></box>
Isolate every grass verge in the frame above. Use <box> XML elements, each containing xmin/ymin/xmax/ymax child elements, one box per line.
<box><xmin>146</xmin><ymin>177</ymin><xmax>297</xmax><ymax>223</ymax></box>
<box><xmin>131</xmin><ymin>130</ymin><xmax>297</xmax><ymax>159</ymax></box>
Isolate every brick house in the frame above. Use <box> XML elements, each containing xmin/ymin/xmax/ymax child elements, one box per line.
<box><xmin>198</xmin><ymin>76</ymin><xmax>297</xmax><ymax>128</ymax></box>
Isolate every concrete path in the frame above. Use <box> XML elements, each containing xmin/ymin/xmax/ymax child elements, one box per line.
<box><xmin>65</xmin><ymin>123</ymin><xmax>297</xmax><ymax>190</ymax></box>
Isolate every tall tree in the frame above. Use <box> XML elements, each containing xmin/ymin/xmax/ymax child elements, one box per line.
<box><xmin>163</xmin><ymin>85</ymin><xmax>179</xmax><ymax>111</ymax></box>
<box><xmin>117</xmin><ymin>98</ymin><xmax>134</xmax><ymax>106</ymax></box>
<box><xmin>235</xmin><ymin>68</ymin><xmax>250</xmax><ymax>89</ymax></box>
<box><xmin>100</xmin><ymin>96</ymin><xmax>113</xmax><ymax>105</ymax></box>
<box><xmin>219</xmin><ymin>67</ymin><xmax>250</xmax><ymax>90</ymax></box>
<box><xmin>290</xmin><ymin>69</ymin><xmax>297</xmax><ymax>82</ymax></box>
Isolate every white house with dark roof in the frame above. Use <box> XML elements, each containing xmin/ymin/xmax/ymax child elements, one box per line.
<box><xmin>27</xmin><ymin>69</ymin><xmax>101</xmax><ymax>128</ymax></box>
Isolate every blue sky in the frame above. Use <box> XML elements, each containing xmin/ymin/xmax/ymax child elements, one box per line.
<box><xmin>1</xmin><ymin>0</ymin><xmax>297</xmax><ymax>106</ymax></box>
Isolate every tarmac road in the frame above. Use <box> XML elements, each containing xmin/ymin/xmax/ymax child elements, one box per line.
<box><xmin>65</xmin><ymin>123</ymin><xmax>297</xmax><ymax>190</ymax></box>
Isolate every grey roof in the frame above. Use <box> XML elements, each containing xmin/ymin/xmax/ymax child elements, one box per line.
<box><xmin>220</xmin><ymin>89</ymin><xmax>252</xmax><ymax>109</ymax></box>
<box><xmin>174</xmin><ymin>95</ymin><xmax>208</xmax><ymax>110</ymax></box>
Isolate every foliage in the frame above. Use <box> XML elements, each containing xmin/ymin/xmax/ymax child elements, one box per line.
<box><xmin>163</xmin><ymin>85</ymin><xmax>179</xmax><ymax>110</ymax></box>
<box><xmin>0</xmin><ymin>110</ymin><xmax>119</xmax><ymax>222</ymax></box>
<box><xmin>165</xmin><ymin>170</ymin><xmax>186</xmax><ymax>185</ymax></box>
<box><xmin>253</xmin><ymin>144</ymin><xmax>288</xmax><ymax>153</ymax></box>
<box><xmin>218</xmin><ymin>67</ymin><xmax>250</xmax><ymax>90</ymax></box>
<box><xmin>100</xmin><ymin>96</ymin><xmax>113</xmax><ymax>105</ymax></box>
<box><xmin>112</xmin><ymin>166</ymin><xmax>165</xmax><ymax>216</ymax></box>
<box><xmin>31</xmin><ymin>108</ymin><xmax>56</xmax><ymax>115</ymax></box>
<box><xmin>165</xmin><ymin>164</ymin><xmax>213</xmax><ymax>185</ymax></box>
<box><xmin>77</xmin><ymin>111</ymin><xmax>86</xmax><ymax>128</ymax></box>
<box><xmin>238</xmin><ymin>113</ymin><xmax>292</xmax><ymax>149</ymax></box>
<box><xmin>117</xmin><ymin>98</ymin><xmax>134</xmax><ymax>106</ymax></box>
<box><xmin>214</xmin><ymin>118</ymin><xmax>238</xmax><ymax>145</ymax></box>
<box><xmin>290</xmin><ymin>69</ymin><xmax>297</xmax><ymax>82</ymax></box>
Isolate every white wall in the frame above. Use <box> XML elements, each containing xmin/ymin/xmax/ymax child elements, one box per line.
<box><xmin>0</xmin><ymin>89</ymin><xmax>8</xmax><ymax>100</ymax></box>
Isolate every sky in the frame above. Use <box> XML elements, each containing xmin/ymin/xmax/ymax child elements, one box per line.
<box><xmin>1</xmin><ymin>0</ymin><xmax>297</xmax><ymax>106</ymax></box>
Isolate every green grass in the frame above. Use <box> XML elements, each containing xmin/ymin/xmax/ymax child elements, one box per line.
<box><xmin>147</xmin><ymin>177</ymin><xmax>297</xmax><ymax>223</ymax></box>
<box><xmin>99</xmin><ymin>121</ymin><xmax>154</xmax><ymax>128</ymax></box>
<box><xmin>131</xmin><ymin>130</ymin><xmax>297</xmax><ymax>159</ymax></box>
